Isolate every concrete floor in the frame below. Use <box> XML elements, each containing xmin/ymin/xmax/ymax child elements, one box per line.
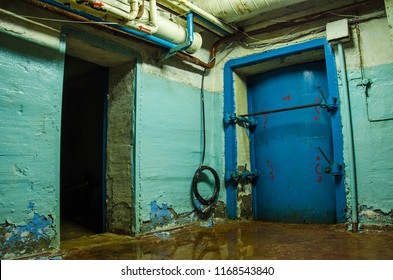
<box><xmin>59</xmin><ymin>221</ymin><xmax>393</xmax><ymax>260</ymax></box>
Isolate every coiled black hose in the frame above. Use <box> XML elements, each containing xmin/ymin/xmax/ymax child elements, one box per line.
<box><xmin>192</xmin><ymin>165</ymin><xmax>220</xmax><ymax>205</ymax></box>
<box><xmin>192</xmin><ymin>69</ymin><xmax>220</xmax><ymax>206</ymax></box>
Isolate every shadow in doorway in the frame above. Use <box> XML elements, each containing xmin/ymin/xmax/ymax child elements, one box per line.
<box><xmin>60</xmin><ymin>55</ymin><xmax>107</xmax><ymax>240</ymax></box>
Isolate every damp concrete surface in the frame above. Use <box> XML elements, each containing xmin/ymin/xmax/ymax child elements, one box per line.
<box><xmin>57</xmin><ymin>221</ymin><xmax>393</xmax><ymax>260</ymax></box>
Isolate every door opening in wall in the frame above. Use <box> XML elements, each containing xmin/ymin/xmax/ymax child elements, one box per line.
<box><xmin>60</xmin><ymin>55</ymin><xmax>108</xmax><ymax>240</ymax></box>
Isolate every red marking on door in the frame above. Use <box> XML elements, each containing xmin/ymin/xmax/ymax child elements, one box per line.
<box><xmin>267</xmin><ymin>160</ymin><xmax>274</xmax><ymax>181</ymax></box>
<box><xmin>314</xmin><ymin>97</ymin><xmax>320</xmax><ymax>121</ymax></box>
<box><xmin>315</xmin><ymin>163</ymin><xmax>321</xmax><ymax>175</ymax></box>
<box><xmin>262</xmin><ymin>109</ymin><xmax>268</xmax><ymax>129</ymax></box>
<box><xmin>282</xmin><ymin>94</ymin><xmax>291</xmax><ymax>101</ymax></box>
<box><xmin>316</xmin><ymin>156</ymin><xmax>322</xmax><ymax>183</ymax></box>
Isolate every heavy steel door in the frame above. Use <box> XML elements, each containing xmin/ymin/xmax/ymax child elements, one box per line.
<box><xmin>247</xmin><ymin>61</ymin><xmax>336</xmax><ymax>223</ymax></box>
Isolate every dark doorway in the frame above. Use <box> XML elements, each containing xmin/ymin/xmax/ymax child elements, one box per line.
<box><xmin>60</xmin><ymin>55</ymin><xmax>107</xmax><ymax>240</ymax></box>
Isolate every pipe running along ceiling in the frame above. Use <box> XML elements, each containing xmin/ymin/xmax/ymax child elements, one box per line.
<box><xmin>47</xmin><ymin>0</ymin><xmax>316</xmax><ymax>55</ymax></box>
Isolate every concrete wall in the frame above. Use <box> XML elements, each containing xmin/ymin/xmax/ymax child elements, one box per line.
<box><xmin>0</xmin><ymin>0</ymin><xmax>226</xmax><ymax>258</ymax></box>
<box><xmin>342</xmin><ymin>18</ymin><xmax>393</xmax><ymax>226</ymax></box>
<box><xmin>136</xmin><ymin>72</ymin><xmax>225</xmax><ymax>232</ymax></box>
<box><xmin>0</xmin><ymin>24</ymin><xmax>65</xmax><ymax>258</ymax></box>
<box><xmin>106</xmin><ymin>63</ymin><xmax>135</xmax><ymax>234</ymax></box>
<box><xmin>1</xmin><ymin>0</ymin><xmax>392</xmax><ymax>260</ymax></box>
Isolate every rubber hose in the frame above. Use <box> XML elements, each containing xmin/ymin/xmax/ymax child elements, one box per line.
<box><xmin>192</xmin><ymin>165</ymin><xmax>220</xmax><ymax>205</ymax></box>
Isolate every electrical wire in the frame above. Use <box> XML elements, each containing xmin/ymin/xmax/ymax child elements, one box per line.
<box><xmin>200</xmin><ymin>68</ymin><xmax>207</xmax><ymax>165</ymax></box>
<box><xmin>192</xmin><ymin>69</ymin><xmax>220</xmax><ymax>208</ymax></box>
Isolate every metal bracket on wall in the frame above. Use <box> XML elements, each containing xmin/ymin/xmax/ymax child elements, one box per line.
<box><xmin>225</xmin><ymin>166</ymin><xmax>260</xmax><ymax>184</ymax></box>
<box><xmin>223</xmin><ymin>113</ymin><xmax>257</xmax><ymax>132</ymax></box>
<box><xmin>161</xmin><ymin>12</ymin><xmax>195</xmax><ymax>61</ymax></box>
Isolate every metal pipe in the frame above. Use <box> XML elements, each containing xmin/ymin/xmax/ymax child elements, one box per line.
<box><xmin>240</xmin><ymin>102</ymin><xmax>321</xmax><ymax>117</ymax></box>
<box><xmin>193</xmin><ymin>0</ymin><xmax>309</xmax><ymax>23</ymax></box>
<box><xmin>136</xmin><ymin>0</ymin><xmax>145</xmax><ymax>19</ymax></box>
<box><xmin>37</xmin><ymin>0</ymin><xmax>202</xmax><ymax>52</ymax></box>
<box><xmin>86</xmin><ymin>0</ymin><xmax>140</xmax><ymax>21</ymax></box>
<box><xmin>149</xmin><ymin>0</ymin><xmax>157</xmax><ymax>26</ymax></box>
<box><xmin>37</xmin><ymin>0</ymin><xmax>177</xmax><ymax>48</ymax></box>
<box><xmin>338</xmin><ymin>42</ymin><xmax>358</xmax><ymax>233</ymax></box>
<box><xmin>161</xmin><ymin>12</ymin><xmax>195</xmax><ymax>59</ymax></box>
<box><xmin>175</xmin><ymin>0</ymin><xmax>384</xmax><ymax>69</ymax></box>
<box><xmin>160</xmin><ymin>0</ymin><xmax>236</xmax><ymax>34</ymax></box>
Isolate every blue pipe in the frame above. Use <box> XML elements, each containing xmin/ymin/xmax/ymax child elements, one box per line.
<box><xmin>194</xmin><ymin>14</ymin><xmax>230</xmax><ymax>36</ymax></box>
<box><xmin>161</xmin><ymin>12</ymin><xmax>195</xmax><ymax>60</ymax></box>
<box><xmin>38</xmin><ymin>0</ymin><xmax>177</xmax><ymax>49</ymax></box>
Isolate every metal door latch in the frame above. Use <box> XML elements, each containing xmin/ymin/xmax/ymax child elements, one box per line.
<box><xmin>223</xmin><ymin>113</ymin><xmax>257</xmax><ymax>132</ymax></box>
<box><xmin>318</xmin><ymin>147</ymin><xmax>343</xmax><ymax>176</ymax></box>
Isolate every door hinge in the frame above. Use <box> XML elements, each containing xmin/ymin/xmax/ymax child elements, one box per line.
<box><xmin>320</xmin><ymin>96</ymin><xmax>338</xmax><ymax>112</ymax></box>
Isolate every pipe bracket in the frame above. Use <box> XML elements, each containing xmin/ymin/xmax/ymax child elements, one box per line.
<box><xmin>161</xmin><ymin>12</ymin><xmax>195</xmax><ymax>61</ymax></box>
<box><xmin>225</xmin><ymin>169</ymin><xmax>260</xmax><ymax>183</ymax></box>
<box><xmin>224</xmin><ymin>113</ymin><xmax>257</xmax><ymax>132</ymax></box>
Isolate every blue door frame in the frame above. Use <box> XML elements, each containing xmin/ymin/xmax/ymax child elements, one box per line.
<box><xmin>224</xmin><ymin>38</ymin><xmax>346</xmax><ymax>222</ymax></box>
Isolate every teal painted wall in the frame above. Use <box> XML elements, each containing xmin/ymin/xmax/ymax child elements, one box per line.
<box><xmin>338</xmin><ymin>18</ymin><xmax>393</xmax><ymax>226</ymax></box>
<box><xmin>136</xmin><ymin>73</ymin><xmax>225</xmax><ymax>231</ymax></box>
<box><xmin>0</xmin><ymin>32</ymin><xmax>64</xmax><ymax>258</ymax></box>
<box><xmin>345</xmin><ymin>63</ymin><xmax>393</xmax><ymax>225</ymax></box>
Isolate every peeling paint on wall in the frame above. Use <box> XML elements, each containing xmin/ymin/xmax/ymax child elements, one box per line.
<box><xmin>359</xmin><ymin>205</ymin><xmax>393</xmax><ymax>226</ymax></box>
<box><xmin>337</xmin><ymin>21</ymin><xmax>393</xmax><ymax>227</ymax></box>
<box><xmin>0</xmin><ymin>203</ymin><xmax>56</xmax><ymax>259</ymax></box>
<box><xmin>0</xmin><ymin>25</ymin><xmax>64</xmax><ymax>258</ymax></box>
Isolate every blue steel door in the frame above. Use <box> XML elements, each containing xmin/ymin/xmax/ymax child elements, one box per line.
<box><xmin>247</xmin><ymin>61</ymin><xmax>336</xmax><ymax>223</ymax></box>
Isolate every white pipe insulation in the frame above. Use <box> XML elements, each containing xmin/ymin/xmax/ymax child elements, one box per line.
<box><xmin>192</xmin><ymin>0</ymin><xmax>310</xmax><ymax>23</ymax></box>
<box><xmin>136</xmin><ymin>4</ymin><xmax>203</xmax><ymax>53</ymax></box>
<box><xmin>54</xmin><ymin>0</ymin><xmax>202</xmax><ymax>53</ymax></box>
<box><xmin>159</xmin><ymin>0</ymin><xmax>237</xmax><ymax>34</ymax></box>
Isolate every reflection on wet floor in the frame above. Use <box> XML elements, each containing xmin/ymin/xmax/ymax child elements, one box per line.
<box><xmin>60</xmin><ymin>221</ymin><xmax>393</xmax><ymax>260</ymax></box>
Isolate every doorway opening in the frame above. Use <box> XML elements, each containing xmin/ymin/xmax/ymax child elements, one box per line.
<box><xmin>60</xmin><ymin>55</ymin><xmax>108</xmax><ymax>240</ymax></box>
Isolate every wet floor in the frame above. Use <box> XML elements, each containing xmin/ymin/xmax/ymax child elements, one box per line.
<box><xmin>59</xmin><ymin>221</ymin><xmax>393</xmax><ymax>260</ymax></box>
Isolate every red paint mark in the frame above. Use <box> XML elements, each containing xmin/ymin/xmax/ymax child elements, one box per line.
<box><xmin>262</xmin><ymin>109</ymin><xmax>268</xmax><ymax>129</ymax></box>
<box><xmin>138</xmin><ymin>25</ymin><xmax>152</xmax><ymax>33</ymax></box>
<box><xmin>282</xmin><ymin>94</ymin><xmax>291</xmax><ymax>101</ymax></box>
<box><xmin>267</xmin><ymin>160</ymin><xmax>274</xmax><ymax>181</ymax></box>
<box><xmin>315</xmin><ymin>163</ymin><xmax>321</xmax><ymax>175</ymax></box>
<box><xmin>314</xmin><ymin>96</ymin><xmax>320</xmax><ymax>121</ymax></box>
<box><xmin>93</xmin><ymin>1</ymin><xmax>104</xmax><ymax>7</ymax></box>
<box><xmin>316</xmin><ymin>156</ymin><xmax>322</xmax><ymax>183</ymax></box>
